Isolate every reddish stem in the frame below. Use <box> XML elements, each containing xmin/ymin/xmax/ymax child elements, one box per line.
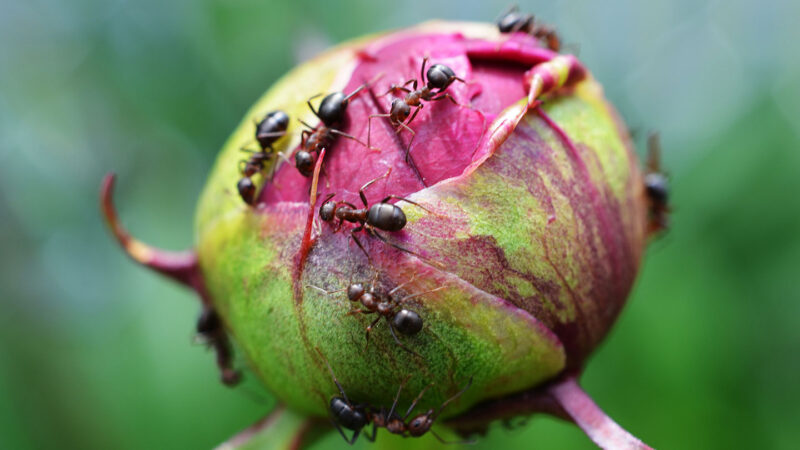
<box><xmin>448</xmin><ymin>374</ymin><xmax>651</xmax><ymax>449</ymax></box>
<box><xmin>549</xmin><ymin>376</ymin><xmax>652</xmax><ymax>450</ymax></box>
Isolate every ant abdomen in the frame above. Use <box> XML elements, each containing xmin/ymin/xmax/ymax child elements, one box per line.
<box><xmin>294</xmin><ymin>150</ymin><xmax>316</xmax><ymax>177</ymax></box>
<box><xmin>392</xmin><ymin>309</ymin><xmax>423</xmax><ymax>336</ymax></box>
<box><xmin>237</xmin><ymin>178</ymin><xmax>257</xmax><ymax>205</ymax></box>
<box><xmin>366</xmin><ymin>203</ymin><xmax>407</xmax><ymax>232</ymax></box>
<box><xmin>255</xmin><ymin>110</ymin><xmax>290</xmax><ymax>149</ymax></box>
<box><xmin>426</xmin><ymin>64</ymin><xmax>458</xmax><ymax>90</ymax></box>
<box><xmin>317</xmin><ymin>92</ymin><xmax>349</xmax><ymax>126</ymax></box>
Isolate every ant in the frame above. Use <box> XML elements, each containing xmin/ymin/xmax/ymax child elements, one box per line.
<box><xmin>195</xmin><ymin>306</ymin><xmax>241</xmax><ymax>386</ymax></box>
<box><xmin>496</xmin><ymin>5</ymin><xmax>561</xmax><ymax>52</ymax></box>
<box><xmin>319</xmin><ymin>168</ymin><xmax>431</xmax><ymax>260</ymax></box>
<box><xmin>295</xmin><ymin>81</ymin><xmax>376</xmax><ymax>177</ymax></box>
<box><xmin>315</xmin><ymin>276</ymin><xmax>444</xmax><ymax>356</ymax></box>
<box><xmin>368</xmin><ymin>57</ymin><xmax>465</xmax><ymax>165</ymax></box>
<box><xmin>644</xmin><ymin>133</ymin><xmax>670</xmax><ymax>235</ymax></box>
<box><xmin>237</xmin><ymin>110</ymin><xmax>290</xmax><ymax>205</ymax></box>
<box><xmin>319</xmin><ymin>350</ymin><xmax>473</xmax><ymax>444</ymax></box>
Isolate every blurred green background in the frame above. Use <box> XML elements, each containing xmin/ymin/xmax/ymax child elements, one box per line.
<box><xmin>1</xmin><ymin>0</ymin><xmax>798</xmax><ymax>448</ymax></box>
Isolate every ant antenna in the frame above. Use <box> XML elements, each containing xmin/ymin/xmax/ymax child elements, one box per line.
<box><xmin>316</xmin><ymin>348</ymin><xmax>350</xmax><ymax>405</ymax></box>
<box><xmin>387</xmin><ymin>275</ymin><xmax>418</xmax><ymax>296</ymax></box>
<box><xmin>396</xmin><ymin>286</ymin><xmax>446</xmax><ymax>306</ymax></box>
<box><xmin>434</xmin><ymin>377</ymin><xmax>473</xmax><ymax>419</ymax></box>
<box><xmin>404</xmin><ymin>382</ymin><xmax>435</xmax><ymax>419</ymax></box>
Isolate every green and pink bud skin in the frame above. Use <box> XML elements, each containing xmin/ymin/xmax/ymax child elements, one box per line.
<box><xmin>107</xmin><ymin>20</ymin><xmax>652</xmax><ymax>448</ymax></box>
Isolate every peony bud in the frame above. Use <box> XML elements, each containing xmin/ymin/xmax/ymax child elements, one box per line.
<box><xmin>103</xmin><ymin>19</ymin><xmax>661</xmax><ymax>449</ymax></box>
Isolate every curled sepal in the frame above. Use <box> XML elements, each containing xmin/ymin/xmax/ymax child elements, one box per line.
<box><xmin>100</xmin><ymin>173</ymin><xmax>202</xmax><ymax>292</ymax></box>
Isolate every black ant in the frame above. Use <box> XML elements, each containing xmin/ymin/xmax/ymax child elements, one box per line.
<box><xmin>319</xmin><ymin>169</ymin><xmax>431</xmax><ymax>260</ymax></box>
<box><xmin>496</xmin><ymin>5</ymin><xmax>562</xmax><ymax>52</ymax></box>
<box><xmin>315</xmin><ymin>276</ymin><xmax>444</xmax><ymax>356</ymax></box>
<box><xmin>368</xmin><ymin>57</ymin><xmax>465</xmax><ymax>166</ymax></box>
<box><xmin>237</xmin><ymin>110</ymin><xmax>290</xmax><ymax>205</ymax></box>
<box><xmin>319</xmin><ymin>350</ymin><xmax>474</xmax><ymax>444</ymax></box>
<box><xmin>295</xmin><ymin>81</ymin><xmax>376</xmax><ymax>177</ymax></box>
<box><xmin>644</xmin><ymin>133</ymin><xmax>669</xmax><ymax>235</ymax></box>
<box><xmin>195</xmin><ymin>306</ymin><xmax>241</xmax><ymax>386</ymax></box>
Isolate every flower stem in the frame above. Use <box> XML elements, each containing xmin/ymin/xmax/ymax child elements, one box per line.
<box><xmin>447</xmin><ymin>374</ymin><xmax>652</xmax><ymax>449</ymax></box>
<box><xmin>548</xmin><ymin>376</ymin><xmax>652</xmax><ymax>450</ymax></box>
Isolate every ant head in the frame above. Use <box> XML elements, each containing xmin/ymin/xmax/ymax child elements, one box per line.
<box><xmin>295</xmin><ymin>150</ymin><xmax>316</xmax><ymax>177</ymax></box>
<box><xmin>237</xmin><ymin>177</ymin><xmax>256</xmax><ymax>205</ymax></box>
<box><xmin>426</xmin><ymin>64</ymin><xmax>457</xmax><ymax>90</ymax></box>
<box><xmin>330</xmin><ymin>397</ymin><xmax>368</xmax><ymax>431</ymax></box>
<box><xmin>644</xmin><ymin>173</ymin><xmax>669</xmax><ymax>204</ymax></box>
<box><xmin>407</xmin><ymin>410</ymin><xmax>435</xmax><ymax>437</ymax></box>
<box><xmin>390</xmin><ymin>98</ymin><xmax>411</xmax><ymax>122</ymax></box>
<box><xmin>317</xmin><ymin>92</ymin><xmax>348</xmax><ymax>126</ymax></box>
<box><xmin>347</xmin><ymin>283</ymin><xmax>365</xmax><ymax>301</ymax></box>
<box><xmin>391</xmin><ymin>309</ymin><xmax>423</xmax><ymax>336</ymax></box>
<box><xmin>319</xmin><ymin>200</ymin><xmax>337</xmax><ymax>222</ymax></box>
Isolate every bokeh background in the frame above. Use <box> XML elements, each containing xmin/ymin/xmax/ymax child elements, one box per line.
<box><xmin>1</xmin><ymin>0</ymin><xmax>798</xmax><ymax>448</ymax></box>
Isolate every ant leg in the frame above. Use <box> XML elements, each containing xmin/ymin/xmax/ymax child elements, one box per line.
<box><xmin>329</xmin><ymin>128</ymin><xmax>375</xmax><ymax>151</ymax></box>
<box><xmin>350</xmin><ymin>231</ymin><xmax>371</xmax><ymax>261</ymax></box>
<box><xmin>379</xmin><ymin>195</ymin><xmax>434</xmax><ymax>214</ymax></box>
<box><xmin>367</xmin><ymin>113</ymin><xmax>392</xmax><ymax>149</ymax></box>
<box><xmin>344</xmin><ymin>82</ymin><xmax>368</xmax><ymax>102</ymax></box>
<box><xmin>363</xmin><ymin>315</ymin><xmax>382</xmax><ymax>350</ymax></box>
<box><xmin>369</xmin><ymin>229</ymin><xmax>446</xmax><ymax>270</ymax></box>
<box><xmin>276</xmin><ymin>150</ymin><xmax>292</xmax><ymax>166</ymax></box>
<box><xmin>387</xmin><ymin>375</ymin><xmax>411</xmax><ymax>418</ymax></box>
<box><xmin>306</xmin><ymin>93</ymin><xmax>322</xmax><ymax>119</ymax></box>
<box><xmin>404</xmin><ymin>104</ymin><xmax>423</xmax><ymax>128</ymax></box>
<box><xmin>330</xmin><ymin>420</ymin><xmax>361</xmax><ymax>445</ymax></box>
<box><xmin>364</xmin><ymin>422</ymin><xmax>378</xmax><ymax>442</ymax></box>
<box><xmin>211</xmin><ymin>335</ymin><xmax>242</xmax><ymax>386</ymax></box>
<box><xmin>387</xmin><ymin>320</ymin><xmax>423</xmax><ymax>358</ymax></box>
<box><xmin>382</xmin><ymin>83</ymin><xmax>413</xmax><ymax>96</ymax></box>
<box><xmin>431</xmin><ymin>92</ymin><xmax>463</xmax><ymax>107</ymax></box>
<box><xmin>255</xmin><ymin>131</ymin><xmax>287</xmax><ymax>142</ymax></box>
<box><xmin>395</xmin><ymin>121</ymin><xmax>417</xmax><ymax>165</ymax></box>
<box><xmin>358</xmin><ymin>168</ymin><xmax>393</xmax><ymax>207</ymax></box>
<box><xmin>299</xmin><ymin>119</ymin><xmax>316</xmax><ymax>131</ymax></box>
<box><xmin>433</xmin><ymin>377</ymin><xmax>474</xmax><ymax>418</ymax></box>
<box><xmin>395</xmin><ymin>286</ymin><xmax>446</xmax><ymax>306</ymax></box>
<box><xmin>305</xmin><ymin>283</ymin><xmax>346</xmax><ymax>296</ymax></box>
<box><xmin>420</xmin><ymin>56</ymin><xmax>429</xmax><ymax>85</ymax></box>
<box><xmin>300</xmin><ymin>129</ymin><xmax>312</xmax><ymax>148</ymax></box>
<box><xmin>403</xmin><ymin>381</ymin><xmax>434</xmax><ymax>419</ymax></box>
<box><xmin>368</xmin><ymin>228</ymin><xmax>414</xmax><ymax>256</ymax></box>
<box><xmin>387</xmin><ymin>276</ymin><xmax>418</xmax><ymax>296</ymax></box>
